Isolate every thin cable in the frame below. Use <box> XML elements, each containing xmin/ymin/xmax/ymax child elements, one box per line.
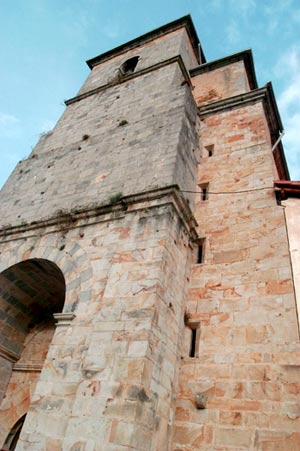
<box><xmin>181</xmin><ymin>186</ymin><xmax>274</xmax><ymax>195</ymax></box>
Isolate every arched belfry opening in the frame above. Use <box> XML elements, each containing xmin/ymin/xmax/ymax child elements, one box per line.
<box><xmin>0</xmin><ymin>259</ymin><xmax>66</xmax><ymax>448</ymax></box>
<box><xmin>120</xmin><ymin>55</ymin><xmax>140</xmax><ymax>75</ymax></box>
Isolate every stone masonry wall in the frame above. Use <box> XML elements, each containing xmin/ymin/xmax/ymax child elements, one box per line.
<box><xmin>0</xmin><ymin>62</ymin><xmax>198</xmax><ymax>226</ymax></box>
<box><xmin>1</xmin><ymin>16</ymin><xmax>299</xmax><ymax>451</ymax></box>
<box><xmin>0</xmin><ymin>356</ymin><xmax>13</xmax><ymax>405</ymax></box>
<box><xmin>171</xmin><ymin>99</ymin><xmax>300</xmax><ymax>450</ymax></box>
<box><xmin>0</xmin><ymin>195</ymin><xmax>195</xmax><ymax>450</ymax></box>
<box><xmin>282</xmin><ymin>198</ymin><xmax>300</xmax><ymax>332</ymax></box>
<box><xmin>78</xmin><ymin>28</ymin><xmax>198</xmax><ymax>95</ymax></box>
<box><xmin>0</xmin><ymin>323</ymin><xmax>56</xmax><ymax>445</ymax></box>
<box><xmin>0</xmin><ymin>21</ymin><xmax>201</xmax><ymax>449</ymax></box>
<box><xmin>192</xmin><ymin>60</ymin><xmax>251</xmax><ymax>106</ymax></box>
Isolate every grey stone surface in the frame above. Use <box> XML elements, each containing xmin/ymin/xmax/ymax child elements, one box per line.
<box><xmin>78</xmin><ymin>28</ymin><xmax>198</xmax><ymax>95</ymax></box>
<box><xmin>0</xmin><ymin>60</ymin><xmax>198</xmax><ymax>226</ymax></box>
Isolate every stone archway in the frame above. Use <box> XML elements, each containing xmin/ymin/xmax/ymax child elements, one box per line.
<box><xmin>0</xmin><ymin>239</ymin><xmax>92</xmax><ymax>315</ymax></box>
<box><xmin>2</xmin><ymin>414</ymin><xmax>26</xmax><ymax>451</ymax></box>
<box><xmin>0</xmin><ymin>259</ymin><xmax>66</xmax><ymax>449</ymax></box>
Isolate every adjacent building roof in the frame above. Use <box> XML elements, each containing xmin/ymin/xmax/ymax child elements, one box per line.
<box><xmin>274</xmin><ymin>180</ymin><xmax>300</xmax><ymax>199</ymax></box>
<box><xmin>190</xmin><ymin>49</ymin><xmax>258</xmax><ymax>91</ymax></box>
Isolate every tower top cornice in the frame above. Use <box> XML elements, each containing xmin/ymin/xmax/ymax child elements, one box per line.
<box><xmin>86</xmin><ymin>15</ymin><xmax>205</xmax><ymax>69</ymax></box>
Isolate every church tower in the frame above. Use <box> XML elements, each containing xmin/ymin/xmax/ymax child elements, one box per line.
<box><xmin>0</xmin><ymin>16</ymin><xmax>299</xmax><ymax>451</ymax></box>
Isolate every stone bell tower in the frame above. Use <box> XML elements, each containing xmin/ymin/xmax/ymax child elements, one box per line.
<box><xmin>0</xmin><ymin>16</ymin><xmax>202</xmax><ymax>450</ymax></box>
<box><xmin>1</xmin><ymin>15</ymin><xmax>299</xmax><ymax>451</ymax></box>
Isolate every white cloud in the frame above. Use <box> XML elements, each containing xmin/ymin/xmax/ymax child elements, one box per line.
<box><xmin>40</xmin><ymin>119</ymin><xmax>55</xmax><ymax>133</ymax></box>
<box><xmin>276</xmin><ymin>47</ymin><xmax>300</xmax><ymax>115</ymax></box>
<box><xmin>282</xmin><ymin>112</ymin><xmax>300</xmax><ymax>180</ymax></box>
<box><xmin>209</xmin><ymin>0</ymin><xmax>256</xmax><ymax>47</ymax></box>
<box><xmin>225</xmin><ymin>20</ymin><xmax>241</xmax><ymax>45</ymax></box>
<box><xmin>230</xmin><ymin>0</ymin><xmax>256</xmax><ymax>16</ymax></box>
<box><xmin>279</xmin><ymin>81</ymin><xmax>300</xmax><ymax>113</ymax></box>
<box><xmin>209</xmin><ymin>0</ymin><xmax>222</xmax><ymax>11</ymax></box>
<box><xmin>292</xmin><ymin>9</ymin><xmax>300</xmax><ymax>24</ymax></box>
<box><xmin>209</xmin><ymin>0</ymin><xmax>256</xmax><ymax>15</ymax></box>
<box><xmin>0</xmin><ymin>113</ymin><xmax>20</xmax><ymax>139</ymax></box>
<box><xmin>264</xmin><ymin>0</ymin><xmax>293</xmax><ymax>18</ymax></box>
<box><xmin>101</xmin><ymin>20</ymin><xmax>121</xmax><ymax>39</ymax></box>
<box><xmin>276</xmin><ymin>47</ymin><xmax>300</xmax><ymax>180</ymax></box>
<box><xmin>63</xmin><ymin>15</ymin><xmax>90</xmax><ymax>46</ymax></box>
<box><xmin>275</xmin><ymin>46</ymin><xmax>300</xmax><ymax>79</ymax></box>
<box><xmin>0</xmin><ymin>113</ymin><xmax>19</xmax><ymax>127</ymax></box>
<box><xmin>264</xmin><ymin>0</ymin><xmax>300</xmax><ymax>35</ymax></box>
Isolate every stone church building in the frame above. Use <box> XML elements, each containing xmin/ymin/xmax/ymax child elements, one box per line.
<box><xmin>0</xmin><ymin>15</ymin><xmax>299</xmax><ymax>451</ymax></box>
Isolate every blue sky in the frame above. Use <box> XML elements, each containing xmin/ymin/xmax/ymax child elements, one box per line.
<box><xmin>1</xmin><ymin>0</ymin><xmax>300</xmax><ymax>187</ymax></box>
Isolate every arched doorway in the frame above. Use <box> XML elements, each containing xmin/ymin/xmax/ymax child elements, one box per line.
<box><xmin>0</xmin><ymin>259</ymin><xmax>66</xmax><ymax>449</ymax></box>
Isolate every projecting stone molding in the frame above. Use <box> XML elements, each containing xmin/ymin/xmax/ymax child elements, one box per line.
<box><xmin>53</xmin><ymin>312</ymin><xmax>76</xmax><ymax>326</ymax></box>
<box><xmin>0</xmin><ymin>344</ymin><xmax>19</xmax><ymax>363</ymax></box>
<box><xmin>12</xmin><ymin>363</ymin><xmax>43</xmax><ymax>372</ymax></box>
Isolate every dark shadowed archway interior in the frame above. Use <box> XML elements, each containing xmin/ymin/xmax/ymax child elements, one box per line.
<box><xmin>2</xmin><ymin>414</ymin><xmax>26</xmax><ymax>451</ymax></box>
<box><xmin>0</xmin><ymin>258</ymin><xmax>66</xmax><ymax>358</ymax></box>
<box><xmin>0</xmin><ymin>258</ymin><xmax>66</xmax><ymax>448</ymax></box>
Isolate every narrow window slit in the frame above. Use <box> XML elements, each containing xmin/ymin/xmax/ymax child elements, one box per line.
<box><xmin>199</xmin><ymin>183</ymin><xmax>209</xmax><ymax>201</ymax></box>
<box><xmin>189</xmin><ymin>328</ymin><xmax>197</xmax><ymax>357</ymax></box>
<box><xmin>197</xmin><ymin>245</ymin><xmax>203</xmax><ymax>263</ymax></box>
<box><xmin>197</xmin><ymin>238</ymin><xmax>205</xmax><ymax>264</ymax></box>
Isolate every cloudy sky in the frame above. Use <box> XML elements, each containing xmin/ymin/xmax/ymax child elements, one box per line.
<box><xmin>1</xmin><ymin>0</ymin><xmax>299</xmax><ymax>187</ymax></box>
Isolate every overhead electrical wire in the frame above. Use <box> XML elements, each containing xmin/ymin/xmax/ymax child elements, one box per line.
<box><xmin>180</xmin><ymin>186</ymin><xmax>275</xmax><ymax>195</ymax></box>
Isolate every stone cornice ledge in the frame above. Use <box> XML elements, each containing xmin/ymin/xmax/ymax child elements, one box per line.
<box><xmin>198</xmin><ymin>86</ymin><xmax>270</xmax><ymax>117</ymax></box>
<box><xmin>0</xmin><ymin>344</ymin><xmax>20</xmax><ymax>363</ymax></box>
<box><xmin>13</xmin><ymin>363</ymin><xmax>43</xmax><ymax>372</ymax></box>
<box><xmin>122</xmin><ymin>186</ymin><xmax>199</xmax><ymax>241</ymax></box>
<box><xmin>0</xmin><ymin>186</ymin><xmax>198</xmax><ymax>241</ymax></box>
<box><xmin>198</xmin><ymin>83</ymin><xmax>289</xmax><ymax>180</ymax></box>
<box><xmin>53</xmin><ymin>312</ymin><xmax>76</xmax><ymax>326</ymax></box>
<box><xmin>65</xmin><ymin>55</ymin><xmax>191</xmax><ymax>106</ymax></box>
<box><xmin>198</xmin><ymin>84</ymin><xmax>283</xmax><ymax>136</ymax></box>
<box><xmin>190</xmin><ymin>49</ymin><xmax>257</xmax><ymax>90</ymax></box>
<box><xmin>86</xmin><ymin>15</ymin><xmax>203</xmax><ymax>68</ymax></box>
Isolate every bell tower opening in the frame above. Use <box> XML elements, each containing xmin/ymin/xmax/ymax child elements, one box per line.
<box><xmin>120</xmin><ymin>55</ymin><xmax>140</xmax><ymax>74</ymax></box>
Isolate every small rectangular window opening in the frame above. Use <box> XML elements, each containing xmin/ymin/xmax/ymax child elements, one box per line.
<box><xmin>197</xmin><ymin>239</ymin><xmax>205</xmax><ymax>264</ymax></box>
<box><xmin>199</xmin><ymin>183</ymin><xmax>209</xmax><ymax>201</ymax></box>
<box><xmin>205</xmin><ymin>144</ymin><xmax>214</xmax><ymax>158</ymax></box>
<box><xmin>189</xmin><ymin>328</ymin><xmax>197</xmax><ymax>357</ymax></box>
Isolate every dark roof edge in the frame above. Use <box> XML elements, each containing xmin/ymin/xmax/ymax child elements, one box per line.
<box><xmin>273</xmin><ymin>142</ymin><xmax>290</xmax><ymax>181</ymax></box>
<box><xmin>274</xmin><ymin>180</ymin><xmax>300</xmax><ymax>188</ymax></box>
<box><xmin>264</xmin><ymin>82</ymin><xmax>289</xmax><ymax>180</ymax></box>
<box><xmin>265</xmin><ymin>81</ymin><xmax>283</xmax><ymax>131</ymax></box>
<box><xmin>190</xmin><ymin>49</ymin><xmax>258</xmax><ymax>90</ymax></box>
<box><xmin>86</xmin><ymin>15</ymin><xmax>205</xmax><ymax>69</ymax></box>
<box><xmin>274</xmin><ymin>180</ymin><xmax>300</xmax><ymax>198</ymax></box>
